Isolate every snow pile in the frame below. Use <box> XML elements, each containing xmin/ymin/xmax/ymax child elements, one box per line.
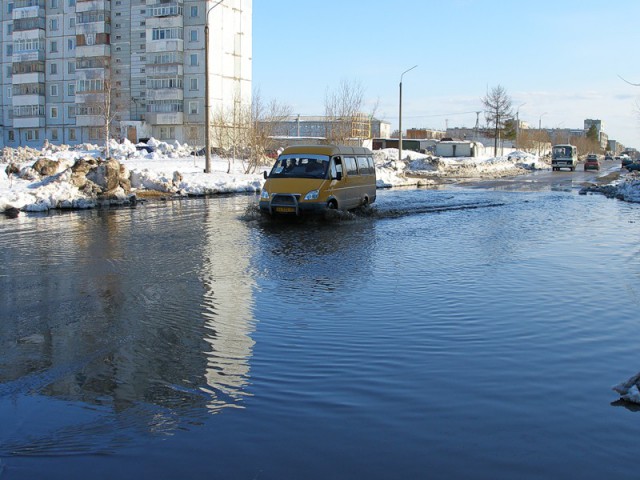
<box><xmin>2</xmin><ymin>139</ymin><xmax>639</xmax><ymax>213</ymax></box>
<box><xmin>613</xmin><ymin>174</ymin><xmax>640</xmax><ymax>203</ymax></box>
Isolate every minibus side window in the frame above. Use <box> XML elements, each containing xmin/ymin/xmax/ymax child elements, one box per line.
<box><xmin>367</xmin><ymin>156</ymin><xmax>375</xmax><ymax>174</ymax></box>
<box><xmin>331</xmin><ymin>157</ymin><xmax>343</xmax><ymax>180</ymax></box>
<box><xmin>356</xmin><ymin>156</ymin><xmax>370</xmax><ymax>175</ymax></box>
<box><xmin>344</xmin><ymin>156</ymin><xmax>358</xmax><ymax>176</ymax></box>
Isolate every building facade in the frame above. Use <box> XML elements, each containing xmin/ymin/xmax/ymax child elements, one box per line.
<box><xmin>0</xmin><ymin>0</ymin><xmax>251</xmax><ymax>149</ymax></box>
<box><xmin>267</xmin><ymin>115</ymin><xmax>391</xmax><ymax>141</ymax></box>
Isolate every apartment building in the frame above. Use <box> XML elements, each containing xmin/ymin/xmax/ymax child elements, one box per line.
<box><xmin>0</xmin><ymin>0</ymin><xmax>252</xmax><ymax>149</ymax></box>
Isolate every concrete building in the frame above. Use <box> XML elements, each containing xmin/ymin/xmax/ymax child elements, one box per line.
<box><xmin>266</xmin><ymin>115</ymin><xmax>391</xmax><ymax>141</ymax></box>
<box><xmin>0</xmin><ymin>0</ymin><xmax>251</xmax><ymax>149</ymax></box>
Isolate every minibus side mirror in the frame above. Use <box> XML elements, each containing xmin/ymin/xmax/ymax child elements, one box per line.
<box><xmin>263</xmin><ymin>171</ymin><xmax>268</xmax><ymax>180</ymax></box>
<box><xmin>335</xmin><ymin>171</ymin><xmax>342</xmax><ymax>181</ymax></box>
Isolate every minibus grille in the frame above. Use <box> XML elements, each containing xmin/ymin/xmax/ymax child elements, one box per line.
<box><xmin>271</xmin><ymin>194</ymin><xmax>300</xmax><ymax>206</ymax></box>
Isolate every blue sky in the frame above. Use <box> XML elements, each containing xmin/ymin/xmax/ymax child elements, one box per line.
<box><xmin>252</xmin><ymin>1</ymin><xmax>640</xmax><ymax>148</ymax></box>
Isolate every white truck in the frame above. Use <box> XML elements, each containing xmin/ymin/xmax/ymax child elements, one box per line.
<box><xmin>552</xmin><ymin>144</ymin><xmax>578</xmax><ymax>171</ymax></box>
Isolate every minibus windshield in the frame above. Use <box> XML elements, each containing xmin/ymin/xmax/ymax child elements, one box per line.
<box><xmin>268</xmin><ymin>154</ymin><xmax>330</xmax><ymax>179</ymax></box>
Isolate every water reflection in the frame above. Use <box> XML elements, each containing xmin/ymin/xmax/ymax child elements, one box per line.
<box><xmin>199</xmin><ymin>199</ymin><xmax>256</xmax><ymax>413</ymax></box>
<box><xmin>0</xmin><ymin>199</ymin><xmax>259</xmax><ymax>456</ymax></box>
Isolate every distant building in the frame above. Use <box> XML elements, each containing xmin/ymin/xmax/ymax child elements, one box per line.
<box><xmin>263</xmin><ymin>115</ymin><xmax>391</xmax><ymax>141</ymax></box>
<box><xmin>405</xmin><ymin>128</ymin><xmax>445</xmax><ymax>140</ymax></box>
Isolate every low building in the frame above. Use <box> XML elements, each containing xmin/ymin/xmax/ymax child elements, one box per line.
<box><xmin>435</xmin><ymin>140</ymin><xmax>482</xmax><ymax>158</ymax></box>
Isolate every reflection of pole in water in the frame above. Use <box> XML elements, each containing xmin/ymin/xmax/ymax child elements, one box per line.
<box><xmin>200</xmin><ymin>202</ymin><xmax>256</xmax><ymax>413</ymax></box>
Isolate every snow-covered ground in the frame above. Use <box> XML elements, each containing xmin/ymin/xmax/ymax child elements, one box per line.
<box><xmin>1</xmin><ymin>138</ymin><xmax>639</xmax><ymax>214</ymax></box>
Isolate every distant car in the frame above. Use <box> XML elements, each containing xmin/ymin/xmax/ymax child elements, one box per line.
<box><xmin>621</xmin><ymin>156</ymin><xmax>633</xmax><ymax>168</ymax></box>
<box><xmin>584</xmin><ymin>154</ymin><xmax>600</xmax><ymax>171</ymax></box>
<box><xmin>626</xmin><ymin>162</ymin><xmax>640</xmax><ymax>172</ymax></box>
<box><xmin>604</xmin><ymin>154</ymin><xmax>614</xmax><ymax>161</ymax></box>
<box><xmin>136</xmin><ymin>144</ymin><xmax>155</xmax><ymax>153</ymax></box>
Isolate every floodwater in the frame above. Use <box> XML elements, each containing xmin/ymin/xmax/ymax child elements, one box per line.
<box><xmin>1</xmin><ymin>185</ymin><xmax>640</xmax><ymax>479</ymax></box>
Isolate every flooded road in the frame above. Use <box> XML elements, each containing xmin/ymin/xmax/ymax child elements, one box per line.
<box><xmin>1</xmin><ymin>181</ymin><xmax>640</xmax><ymax>479</ymax></box>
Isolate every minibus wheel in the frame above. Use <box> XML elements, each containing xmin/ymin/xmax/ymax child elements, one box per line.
<box><xmin>327</xmin><ymin>200</ymin><xmax>338</xmax><ymax>210</ymax></box>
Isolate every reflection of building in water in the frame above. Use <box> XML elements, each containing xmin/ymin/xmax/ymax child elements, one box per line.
<box><xmin>200</xmin><ymin>199</ymin><xmax>257</xmax><ymax>413</ymax></box>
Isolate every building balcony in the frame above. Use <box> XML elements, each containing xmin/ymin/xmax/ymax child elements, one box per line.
<box><xmin>11</xmin><ymin>72</ymin><xmax>45</xmax><ymax>84</ymax></box>
<box><xmin>148</xmin><ymin>1</ymin><xmax>183</xmax><ymax>18</ymax></box>
<box><xmin>13</xmin><ymin>1</ymin><xmax>44</xmax><ymax>18</ymax></box>
<box><xmin>75</xmin><ymin>114</ymin><xmax>104</xmax><ymax>127</ymax></box>
<box><xmin>75</xmin><ymin>22</ymin><xmax>111</xmax><ymax>36</ymax></box>
<box><xmin>147</xmin><ymin>64</ymin><xmax>183</xmax><ymax>76</ymax></box>
<box><xmin>76</xmin><ymin>0</ymin><xmax>111</xmax><ymax>14</ymax></box>
<box><xmin>146</xmin><ymin>88</ymin><xmax>183</xmax><ymax>101</ymax></box>
<box><xmin>12</xmin><ymin>50</ymin><xmax>46</xmax><ymax>64</ymax></box>
<box><xmin>13</xmin><ymin>17</ymin><xmax>46</xmax><ymax>32</ymax></box>
<box><xmin>11</xmin><ymin>94</ymin><xmax>45</xmax><ymax>106</ymax></box>
<box><xmin>13</xmin><ymin>117</ymin><xmax>46</xmax><ymax>129</ymax></box>
<box><xmin>146</xmin><ymin>39</ymin><xmax>183</xmax><ymax>54</ymax></box>
<box><xmin>145</xmin><ymin>112</ymin><xmax>183</xmax><ymax>125</ymax></box>
<box><xmin>75</xmin><ymin>44</ymin><xmax>111</xmax><ymax>58</ymax></box>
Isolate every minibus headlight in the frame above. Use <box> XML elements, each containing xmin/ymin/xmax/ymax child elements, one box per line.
<box><xmin>304</xmin><ymin>189</ymin><xmax>319</xmax><ymax>201</ymax></box>
<box><xmin>260</xmin><ymin>190</ymin><xmax>270</xmax><ymax>200</ymax></box>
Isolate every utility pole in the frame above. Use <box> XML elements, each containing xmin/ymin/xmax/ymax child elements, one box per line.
<box><xmin>398</xmin><ymin>65</ymin><xmax>417</xmax><ymax>161</ymax></box>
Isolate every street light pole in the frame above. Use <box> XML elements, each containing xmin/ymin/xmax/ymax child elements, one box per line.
<box><xmin>398</xmin><ymin>65</ymin><xmax>417</xmax><ymax>161</ymax></box>
<box><xmin>538</xmin><ymin>112</ymin><xmax>547</xmax><ymax>131</ymax></box>
<box><xmin>515</xmin><ymin>102</ymin><xmax>526</xmax><ymax>148</ymax></box>
<box><xmin>538</xmin><ymin>112</ymin><xmax>548</xmax><ymax>157</ymax></box>
<box><xmin>204</xmin><ymin>0</ymin><xmax>224</xmax><ymax>173</ymax></box>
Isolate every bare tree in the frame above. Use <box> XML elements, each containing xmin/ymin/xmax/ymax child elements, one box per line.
<box><xmin>94</xmin><ymin>71</ymin><xmax>122</xmax><ymax>159</ymax></box>
<box><xmin>245</xmin><ymin>89</ymin><xmax>292</xmax><ymax>174</ymax></box>
<box><xmin>324</xmin><ymin>79</ymin><xmax>369</xmax><ymax>145</ymax></box>
<box><xmin>481</xmin><ymin>85</ymin><xmax>513</xmax><ymax>157</ymax></box>
<box><xmin>211</xmin><ymin>89</ymin><xmax>293</xmax><ymax>174</ymax></box>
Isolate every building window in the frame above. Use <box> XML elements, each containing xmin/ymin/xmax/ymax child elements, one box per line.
<box><xmin>8</xmin><ymin>130</ymin><xmax>14</xmax><ymax>142</ymax></box>
<box><xmin>50</xmin><ymin>18</ymin><xmax>58</xmax><ymax>31</ymax></box>
<box><xmin>51</xmin><ymin>84</ymin><xmax>58</xmax><ymax>96</ymax></box>
<box><xmin>69</xmin><ymin>0</ymin><xmax>75</xmax><ymax>6</ymax></box>
<box><xmin>189</xmin><ymin>101</ymin><xmax>198</xmax><ymax>115</ymax></box>
<box><xmin>191</xmin><ymin>6</ymin><xmax>198</xmax><ymax>17</ymax></box>
<box><xmin>26</xmin><ymin>130</ymin><xmax>40</xmax><ymax>141</ymax></box>
<box><xmin>190</xmin><ymin>54</ymin><xmax>198</xmax><ymax>66</ymax></box>
<box><xmin>68</xmin><ymin>38</ymin><xmax>74</xmax><ymax>51</ymax></box>
<box><xmin>69</xmin><ymin>129</ymin><xmax>76</xmax><ymax>140</ymax></box>
<box><xmin>69</xmin><ymin>17</ymin><xmax>75</xmax><ymax>28</ymax></box>
<box><xmin>140</xmin><ymin>32</ymin><xmax>145</xmax><ymax>39</ymax></box>
<box><xmin>7</xmin><ymin>24</ymin><xmax>13</xmax><ymax>35</ymax></box>
<box><xmin>190</xmin><ymin>30</ymin><xmax>198</xmax><ymax>42</ymax></box>
<box><xmin>51</xmin><ymin>106</ymin><xmax>58</xmax><ymax>118</ymax></box>
<box><xmin>50</xmin><ymin>63</ymin><xmax>57</xmax><ymax>75</ymax></box>
<box><xmin>51</xmin><ymin>0</ymin><xmax>58</xmax><ymax>8</ymax></box>
<box><xmin>6</xmin><ymin>87</ymin><xmax>11</xmax><ymax>98</ymax></box>
<box><xmin>68</xmin><ymin>62</ymin><xmax>75</xmax><ymax>74</ymax></box>
<box><xmin>68</xmin><ymin>84</ymin><xmax>75</xmax><ymax>96</ymax></box>
<box><xmin>68</xmin><ymin>106</ymin><xmax>76</xmax><ymax>117</ymax></box>
<box><xmin>51</xmin><ymin>129</ymin><xmax>59</xmax><ymax>140</ymax></box>
<box><xmin>50</xmin><ymin>41</ymin><xmax>58</xmax><ymax>53</ymax></box>
<box><xmin>190</xmin><ymin>78</ymin><xmax>198</xmax><ymax>91</ymax></box>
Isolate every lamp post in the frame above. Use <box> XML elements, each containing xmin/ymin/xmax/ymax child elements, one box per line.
<box><xmin>538</xmin><ymin>112</ymin><xmax>547</xmax><ymax>157</ymax></box>
<box><xmin>538</xmin><ymin>112</ymin><xmax>547</xmax><ymax>131</ymax></box>
<box><xmin>398</xmin><ymin>65</ymin><xmax>417</xmax><ymax>161</ymax></box>
<box><xmin>204</xmin><ymin>0</ymin><xmax>224</xmax><ymax>173</ymax></box>
<box><xmin>515</xmin><ymin>102</ymin><xmax>526</xmax><ymax>148</ymax></box>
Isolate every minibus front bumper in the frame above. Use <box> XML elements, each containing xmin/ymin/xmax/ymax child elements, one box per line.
<box><xmin>259</xmin><ymin>194</ymin><xmax>326</xmax><ymax>216</ymax></box>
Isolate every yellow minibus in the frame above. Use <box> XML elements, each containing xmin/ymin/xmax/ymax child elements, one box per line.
<box><xmin>259</xmin><ymin>145</ymin><xmax>377</xmax><ymax>216</ymax></box>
